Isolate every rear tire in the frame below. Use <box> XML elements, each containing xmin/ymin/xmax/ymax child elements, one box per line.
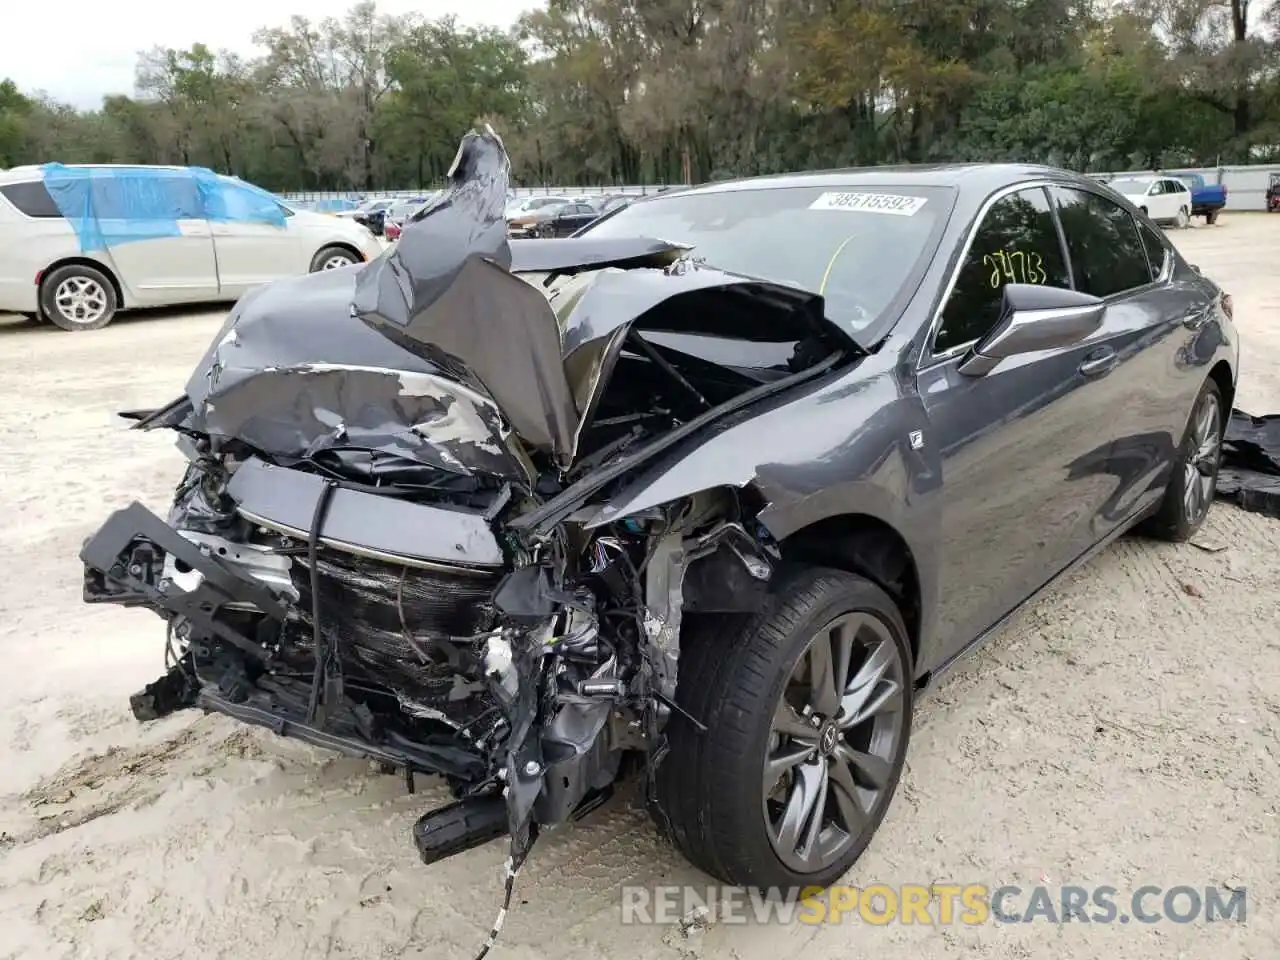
<box><xmin>40</xmin><ymin>264</ymin><xmax>118</xmax><ymax>331</ymax></box>
<box><xmin>1205</xmin><ymin>209</ymin><xmax>1220</xmax><ymax>225</ymax></box>
<box><xmin>1174</xmin><ymin>206</ymin><xmax>1191</xmax><ymax>229</ymax></box>
<box><xmin>1139</xmin><ymin>378</ymin><xmax>1224</xmax><ymax>542</ymax></box>
<box><xmin>652</xmin><ymin>567</ymin><xmax>913</xmax><ymax>892</ymax></box>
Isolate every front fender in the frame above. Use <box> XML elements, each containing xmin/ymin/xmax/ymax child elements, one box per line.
<box><xmin>583</xmin><ymin>363</ymin><xmax>943</xmax><ymax>646</ymax></box>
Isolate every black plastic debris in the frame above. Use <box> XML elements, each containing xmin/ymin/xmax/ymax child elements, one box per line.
<box><xmin>1217</xmin><ymin>408</ymin><xmax>1280</xmax><ymax>519</ymax></box>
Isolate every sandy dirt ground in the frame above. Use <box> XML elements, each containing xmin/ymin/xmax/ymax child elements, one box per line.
<box><xmin>0</xmin><ymin>217</ymin><xmax>1277</xmax><ymax>960</ymax></box>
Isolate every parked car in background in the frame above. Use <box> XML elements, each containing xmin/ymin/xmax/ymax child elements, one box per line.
<box><xmin>335</xmin><ymin>197</ymin><xmax>397</xmax><ymax>236</ymax></box>
<box><xmin>0</xmin><ymin>164</ymin><xmax>382</xmax><ymax>330</ymax></box>
<box><xmin>505</xmin><ymin>195</ymin><xmax>570</xmax><ymax>227</ymax></box>
<box><xmin>593</xmin><ymin>194</ymin><xmax>634</xmax><ymax>218</ymax></box>
<box><xmin>508</xmin><ymin>200</ymin><xmax>574</xmax><ymax>238</ymax></box>
<box><xmin>1267</xmin><ymin>173</ymin><xmax>1280</xmax><ymax>212</ymax></box>
<box><xmin>1168</xmin><ymin>173</ymin><xmax>1228</xmax><ymax>224</ymax></box>
<box><xmin>382</xmin><ymin>196</ymin><xmax>435</xmax><ymax>241</ymax></box>
<box><xmin>1104</xmin><ymin>176</ymin><xmax>1193</xmax><ymax>228</ymax></box>
<box><xmin>531</xmin><ymin>200</ymin><xmax>607</xmax><ymax>238</ymax></box>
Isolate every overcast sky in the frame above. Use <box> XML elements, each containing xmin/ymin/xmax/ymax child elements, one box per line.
<box><xmin>2</xmin><ymin>0</ymin><xmax>535</xmax><ymax>110</ymax></box>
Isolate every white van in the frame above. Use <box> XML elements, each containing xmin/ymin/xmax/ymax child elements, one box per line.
<box><xmin>0</xmin><ymin>164</ymin><xmax>384</xmax><ymax>331</ymax></box>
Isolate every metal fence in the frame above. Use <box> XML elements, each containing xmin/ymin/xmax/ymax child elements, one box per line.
<box><xmin>280</xmin><ymin>163</ymin><xmax>1280</xmax><ymax>212</ymax></box>
<box><xmin>1094</xmin><ymin>165</ymin><xmax>1279</xmax><ymax>211</ymax></box>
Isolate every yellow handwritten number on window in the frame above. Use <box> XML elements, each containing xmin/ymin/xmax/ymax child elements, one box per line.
<box><xmin>983</xmin><ymin>250</ymin><xmax>1047</xmax><ymax>288</ymax></box>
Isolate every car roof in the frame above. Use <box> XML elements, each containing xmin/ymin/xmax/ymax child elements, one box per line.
<box><xmin>670</xmin><ymin>163</ymin><xmax>1103</xmax><ymax>197</ymax></box>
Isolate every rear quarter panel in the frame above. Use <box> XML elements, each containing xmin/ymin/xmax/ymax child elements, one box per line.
<box><xmin>0</xmin><ymin>197</ymin><xmax>120</xmax><ymax>311</ymax></box>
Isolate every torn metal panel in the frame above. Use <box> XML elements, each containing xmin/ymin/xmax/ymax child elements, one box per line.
<box><xmin>178</xmin><ymin>266</ymin><xmax>531</xmax><ymax>481</ymax></box>
<box><xmin>355</xmin><ymin>254</ymin><xmax>581</xmax><ymax>470</ymax></box>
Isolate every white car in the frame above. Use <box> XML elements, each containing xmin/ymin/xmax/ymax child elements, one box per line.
<box><xmin>1105</xmin><ymin>176</ymin><xmax>1193</xmax><ymax>228</ymax></box>
<box><xmin>0</xmin><ymin>164</ymin><xmax>384</xmax><ymax>331</ymax></box>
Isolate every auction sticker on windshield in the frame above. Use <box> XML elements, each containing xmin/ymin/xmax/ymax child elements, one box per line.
<box><xmin>809</xmin><ymin>192</ymin><xmax>927</xmax><ymax>216</ymax></box>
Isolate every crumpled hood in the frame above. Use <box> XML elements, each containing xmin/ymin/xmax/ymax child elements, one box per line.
<box><xmin>172</xmin><ymin>125</ymin><xmax>850</xmax><ymax>483</ymax></box>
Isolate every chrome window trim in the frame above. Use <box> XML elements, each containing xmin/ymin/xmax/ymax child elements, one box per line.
<box><xmin>917</xmin><ymin>178</ymin><xmax>1168</xmax><ymax>373</ymax></box>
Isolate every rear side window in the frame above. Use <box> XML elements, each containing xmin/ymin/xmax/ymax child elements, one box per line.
<box><xmin>1050</xmin><ymin>187</ymin><xmax>1151</xmax><ymax>297</ymax></box>
<box><xmin>935</xmin><ymin>186</ymin><xmax>1070</xmax><ymax>354</ymax></box>
<box><xmin>0</xmin><ymin>181</ymin><xmax>63</xmax><ymax>218</ymax></box>
<box><xmin>1136</xmin><ymin>219</ymin><xmax>1168</xmax><ymax>280</ymax></box>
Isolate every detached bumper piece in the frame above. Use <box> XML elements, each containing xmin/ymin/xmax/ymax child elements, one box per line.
<box><xmin>1219</xmin><ymin>408</ymin><xmax>1280</xmax><ymax>519</ymax></box>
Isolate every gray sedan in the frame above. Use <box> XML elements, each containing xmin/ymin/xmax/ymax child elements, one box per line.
<box><xmin>79</xmin><ymin>153</ymin><xmax>1237</xmax><ymax>906</ymax></box>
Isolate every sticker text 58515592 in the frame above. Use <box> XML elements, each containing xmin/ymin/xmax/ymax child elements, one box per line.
<box><xmin>808</xmin><ymin>192</ymin><xmax>927</xmax><ymax>216</ymax></box>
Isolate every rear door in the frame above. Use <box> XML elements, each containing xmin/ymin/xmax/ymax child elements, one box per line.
<box><xmin>1048</xmin><ymin>185</ymin><xmax>1207</xmax><ymax>527</ymax></box>
<box><xmin>917</xmin><ymin>184</ymin><xmax>1132</xmax><ymax>656</ymax></box>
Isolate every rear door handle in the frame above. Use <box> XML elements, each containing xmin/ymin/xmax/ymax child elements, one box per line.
<box><xmin>1079</xmin><ymin>347</ymin><xmax>1117</xmax><ymax>378</ymax></box>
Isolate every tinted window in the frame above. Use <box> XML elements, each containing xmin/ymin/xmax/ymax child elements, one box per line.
<box><xmin>1051</xmin><ymin>187</ymin><xmax>1152</xmax><ymax>297</ymax></box>
<box><xmin>935</xmin><ymin>187</ymin><xmax>1070</xmax><ymax>354</ymax></box>
<box><xmin>582</xmin><ymin>184</ymin><xmax>952</xmax><ymax>332</ymax></box>
<box><xmin>1136</xmin><ymin>218</ymin><xmax>1168</xmax><ymax>280</ymax></box>
<box><xmin>0</xmin><ymin>181</ymin><xmax>63</xmax><ymax>218</ymax></box>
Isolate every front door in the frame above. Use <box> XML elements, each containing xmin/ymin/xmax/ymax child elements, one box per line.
<box><xmin>916</xmin><ymin>185</ymin><xmax>1127</xmax><ymax>658</ymax></box>
<box><xmin>209</xmin><ymin>183</ymin><xmax>306</xmax><ymax>297</ymax></box>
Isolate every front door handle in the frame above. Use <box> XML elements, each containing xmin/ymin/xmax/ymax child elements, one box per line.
<box><xmin>1182</xmin><ymin>306</ymin><xmax>1212</xmax><ymax>330</ymax></box>
<box><xmin>1079</xmin><ymin>347</ymin><xmax>1117</xmax><ymax>378</ymax></box>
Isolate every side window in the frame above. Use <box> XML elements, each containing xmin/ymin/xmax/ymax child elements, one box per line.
<box><xmin>0</xmin><ymin>181</ymin><xmax>63</xmax><ymax>218</ymax></box>
<box><xmin>934</xmin><ymin>187</ymin><xmax>1070</xmax><ymax>355</ymax></box>
<box><xmin>1136</xmin><ymin>218</ymin><xmax>1168</xmax><ymax>281</ymax></box>
<box><xmin>1050</xmin><ymin>187</ymin><xmax>1152</xmax><ymax>297</ymax></box>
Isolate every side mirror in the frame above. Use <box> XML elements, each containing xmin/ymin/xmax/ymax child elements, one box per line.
<box><xmin>958</xmin><ymin>283</ymin><xmax>1105</xmax><ymax>377</ymax></box>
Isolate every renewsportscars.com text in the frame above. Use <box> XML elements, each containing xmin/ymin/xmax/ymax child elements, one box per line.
<box><xmin>620</xmin><ymin>883</ymin><xmax>1248</xmax><ymax>926</ymax></box>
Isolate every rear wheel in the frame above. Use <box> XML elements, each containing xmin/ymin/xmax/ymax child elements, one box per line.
<box><xmin>309</xmin><ymin>246</ymin><xmax>359</xmax><ymax>272</ymax></box>
<box><xmin>1174</xmin><ymin>206</ymin><xmax>1191</xmax><ymax>229</ymax></box>
<box><xmin>1205</xmin><ymin>209</ymin><xmax>1220</xmax><ymax>225</ymax></box>
<box><xmin>40</xmin><ymin>264</ymin><xmax>118</xmax><ymax>331</ymax></box>
<box><xmin>653</xmin><ymin>568</ymin><xmax>913</xmax><ymax>891</ymax></box>
<box><xmin>1140</xmin><ymin>378</ymin><xmax>1224</xmax><ymax>541</ymax></box>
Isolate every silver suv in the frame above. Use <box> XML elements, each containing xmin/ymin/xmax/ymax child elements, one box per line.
<box><xmin>0</xmin><ymin>164</ymin><xmax>383</xmax><ymax>330</ymax></box>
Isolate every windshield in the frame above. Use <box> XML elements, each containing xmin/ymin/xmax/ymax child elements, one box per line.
<box><xmin>579</xmin><ymin>184</ymin><xmax>954</xmax><ymax>332</ymax></box>
<box><xmin>1109</xmin><ymin>178</ymin><xmax>1152</xmax><ymax>193</ymax></box>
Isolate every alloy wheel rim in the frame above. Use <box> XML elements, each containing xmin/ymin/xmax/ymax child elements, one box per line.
<box><xmin>763</xmin><ymin>611</ymin><xmax>907</xmax><ymax>873</ymax></box>
<box><xmin>54</xmin><ymin>277</ymin><xmax>107</xmax><ymax>325</ymax></box>
<box><xmin>1182</xmin><ymin>392</ymin><xmax>1221</xmax><ymax>524</ymax></box>
<box><xmin>322</xmin><ymin>254</ymin><xmax>354</xmax><ymax>270</ymax></box>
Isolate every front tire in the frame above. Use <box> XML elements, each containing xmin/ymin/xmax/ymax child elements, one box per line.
<box><xmin>309</xmin><ymin>246</ymin><xmax>359</xmax><ymax>272</ymax></box>
<box><xmin>1140</xmin><ymin>378</ymin><xmax>1224</xmax><ymax>541</ymax></box>
<box><xmin>40</xmin><ymin>264</ymin><xmax>118</xmax><ymax>331</ymax></box>
<box><xmin>653</xmin><ymin>568</ymin><xmax>913</xmax><ymax>891</ymax></box>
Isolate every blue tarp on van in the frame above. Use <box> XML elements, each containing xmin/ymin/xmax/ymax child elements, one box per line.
<box><xmin>40</xmin><ymin>164</ymin><xmax>287</xmax><ymax>253</ymax></box>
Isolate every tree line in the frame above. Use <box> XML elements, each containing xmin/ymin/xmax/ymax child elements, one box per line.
<box><xmin>1</xmin><ymin>0</ymin><xmax>1278</xmax><ymax>192</ymax></box>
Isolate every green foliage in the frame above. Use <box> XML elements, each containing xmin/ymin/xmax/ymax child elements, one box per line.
<box><xmin>2</xmin><ymin>0</ymin><xmax>1277</xmax><ymax>188</ymax></box>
